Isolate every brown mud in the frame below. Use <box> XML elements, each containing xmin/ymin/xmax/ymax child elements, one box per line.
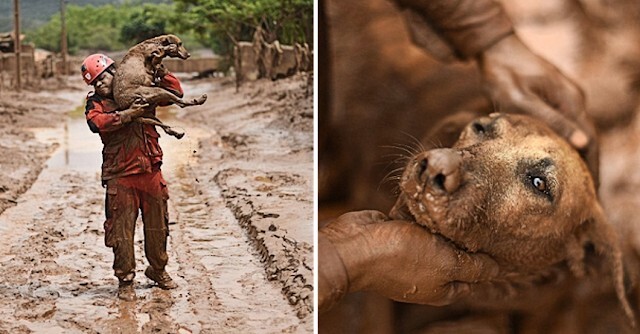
<box><xmin>0</xmin><ymin>74</ymin><xmax>313</xmax><ymax>333</ymax></box>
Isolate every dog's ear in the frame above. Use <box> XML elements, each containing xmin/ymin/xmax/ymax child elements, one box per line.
<box><xmin>574</xmin><ymin>203</ymin><xmax>636</xmax><ymax>327</ymax></box>
<box><xmin>161</xmin><ymin>35</ymin><xmax>179</xmax><ymax>46</ymax></box>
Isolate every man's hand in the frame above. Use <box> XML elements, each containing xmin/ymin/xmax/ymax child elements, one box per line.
<box><xmin>477</xmin><ymin>34</ymin><xmax>599</xmax><ymax>185</ymax></box>
<box><xmin>154</xmin><ymin>64</ymin><xmax>169</xmax><ymax>83</ymax></box>
<box><xmin>319</xmin><ymin>210</ymin><xmax>500</xmax><ymax>312</ymax></box>
<box><xmin>118</xmin><ymin>100</ymin><xmax>150</xmax><ymax>123</ymax></box>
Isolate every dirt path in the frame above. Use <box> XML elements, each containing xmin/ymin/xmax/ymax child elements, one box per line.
<box><xmin>0</xmin><ymin>74</ymin><xmax>313</xmax><ymax>333</ymax></box>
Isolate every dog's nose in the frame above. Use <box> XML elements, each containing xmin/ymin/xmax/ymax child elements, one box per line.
<box><xmin>416</xmin><ymin>149</ymin><xmax>462</xmax><ymax>193</ymax></box>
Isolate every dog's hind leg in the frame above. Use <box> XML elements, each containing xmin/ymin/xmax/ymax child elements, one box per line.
<box><xmin>136</xmin><ymin>116</ymin><xmax>185</xmax><ymax>139</ymax></box>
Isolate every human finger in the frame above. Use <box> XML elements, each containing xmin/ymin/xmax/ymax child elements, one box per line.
<box><xmin>449</xmin><ymin>249</ymin><xmax>500</xmax><ymax>283</ymax></box>
<box><xmin>332</xmin><ymin>210</ymin><xmax>389</xmax><ymax>226</ymax></box>
<box><xmin>508</xmin><ymin>92</ymin><xmax>590</xmax><ymax>151</ymax></box>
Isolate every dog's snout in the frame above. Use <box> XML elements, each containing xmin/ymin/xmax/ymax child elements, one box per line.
<box><xmin>415</xmin><ymin>149</ymin><xmax>462</xmax><ymax>193</ymax></box>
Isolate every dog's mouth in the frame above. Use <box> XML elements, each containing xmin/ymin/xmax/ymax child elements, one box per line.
<box><xmin>390</xmin><ymin>156</ymin><xmax>454</xmax><ymax>234</ymax></box>
<box><xmin>178</xmin><ymin>50</ymin><xmax>190</xmax><ymax>60</ymax></box>
<box><xmin>390</xmin><ymin>166</ymin><xmax>482</xmax><ymax>253</ymax></box>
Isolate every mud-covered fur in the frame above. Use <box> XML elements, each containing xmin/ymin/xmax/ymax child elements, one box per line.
<box><xmin>390</xmin><ymin>113</ymin><xmax>634</xmax><ymax>325</ymax></box>
<box><xmin>113</xmin><ymin>34</ymin><xmax>207</xmax><ymax>138</ymax></box>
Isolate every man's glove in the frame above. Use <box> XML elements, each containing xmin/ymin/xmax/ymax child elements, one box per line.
<box><xmin>118</xmin><ymin>100</ymin><xmax>150</xmax><ymax>124</ymax></box>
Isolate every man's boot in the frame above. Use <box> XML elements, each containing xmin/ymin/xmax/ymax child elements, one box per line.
<box><xmin>117</xmin><ymin>281</ymin><xmax>136</xmax><ymax>301</ymax></box>
<box><xmin>145</xmin><ymin>266</ymin><xmax>178</xmax><ymax>290</ymax></box>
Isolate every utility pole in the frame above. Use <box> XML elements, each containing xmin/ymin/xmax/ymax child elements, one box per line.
<box><xmin>13</xmin><ymin>0</ymin><xmax>21</xmax><ymax>91</ymax></box>
<box><xmin>60</xmin><ymin>0</ymin><xmax>68</xmax><ymax>76</ymax></box>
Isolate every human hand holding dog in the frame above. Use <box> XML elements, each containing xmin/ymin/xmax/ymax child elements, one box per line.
<box><xmin>319</xmin><ymin>210</ymin><xmax>500</xmax><ymax>313</ymax></box>
<box><xmin>118</xmin><ymin>100</ymin><xmax>150</xmax><ymax>123</ymax></box>
<box><xmin>477</xmin><ymin>34</ymin><xmax>599</xmax><ymax>185</ymax></box>
<box><xmin>154</xmin><ymin>64</ymin><xmax>169</xmax><ymax>83</ymax></box>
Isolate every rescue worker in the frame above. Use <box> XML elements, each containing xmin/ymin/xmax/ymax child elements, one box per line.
<box><xmin>81</xmin><ymin>53</ymin><xmax>180</xmax><ymax>301</ymax></box>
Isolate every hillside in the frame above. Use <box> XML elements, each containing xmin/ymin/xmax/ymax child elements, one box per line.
<box><xmin>0</xmin><ymin>0</ymin><xmax>168</xmax><ymax>32</ymax></box>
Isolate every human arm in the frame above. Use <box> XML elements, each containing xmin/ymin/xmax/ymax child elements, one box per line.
<box><xmin>85</xmin><ymin>94</ymin><xmax>149</xmax><ymax>132</ymax></box>
<box><xmin>318</xmin><ymin>210</ymin><xmax>500</xmax><ymax>313</ymax></box>
<box><xmin>395</xmin><ymin>0</ymin><xmax>598</xmax><ymax>184</ymax></box>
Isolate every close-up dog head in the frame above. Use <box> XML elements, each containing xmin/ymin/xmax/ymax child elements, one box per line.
<box><xmin>160</xmin><ymin>34</ymin><xmax>190</xmax><ymax>59</ymax></box>
<box><xmin>390</xmin><ymin>113</ymin><xmax>634</xmax><ymax>323</ymax></box>
<box><xmin>391</xmin><ymin>113</ymin><xmax>607</xmax><ymax>271</ymax></box>
<box><xmin>143</xmin><ymin>34</ymin><xmax>190</xmax><ymax>60</ymax></box>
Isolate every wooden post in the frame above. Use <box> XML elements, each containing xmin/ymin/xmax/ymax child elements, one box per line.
<box><xmin>60</xmin><ymin>0</ymin><xmax>68</xmax><ymax>76</ymax></box>
<box><xmin>13</xmin><ymin>0</ymin><xmax>21</xmax><ymax>91</ymax></box>
<box><xmin>0</xmin><ymin>54</ymin><xmax>4</xmax><ymax>92</ymax></box>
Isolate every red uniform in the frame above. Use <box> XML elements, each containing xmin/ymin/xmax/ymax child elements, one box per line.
<box><xmin>85</xmin><ymin>73</ymin><xmax>183</xmax><ymax>282</ymax></box>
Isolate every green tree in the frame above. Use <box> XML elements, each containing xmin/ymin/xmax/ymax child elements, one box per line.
<box><xmin>25</xmin><ymin>2</ymin><xmax>202</xmax><ymax>54</ymax></box>
<box><xmin>120</xmin><ymin>4</ymin><xmax>172</xmax><ymax>45</ymax></box>
<box><xmin>173</xmin><ymin>0</ymin><xmax>313</xmax><ymax>55</ymax></box>
<box><xmin>26</xmin><ymin>4</ymin><xmax>128</xmax><ymax>53</ymax></box>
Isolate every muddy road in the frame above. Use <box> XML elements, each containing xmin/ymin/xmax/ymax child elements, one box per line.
<box><xmin>0</xmin><ymin>74</ymin><xmax>313</xmax><ymax>333</ymax></box>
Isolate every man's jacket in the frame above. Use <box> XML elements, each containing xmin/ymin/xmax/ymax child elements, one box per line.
<box><xmin>85</xmin><ymin>73</ymin><xmax>184</xmax><ymax>181</ymax></box>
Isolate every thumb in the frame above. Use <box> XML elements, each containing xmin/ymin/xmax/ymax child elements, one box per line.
<box><xmin>337</xmin><ymin>210</ymin><xmax>389</xmax><ymax>225</ymax></box>
<box><xmin>451</xmin><ymin>251</ymin><xmax>500</xmax><ymax>283</ymax></box>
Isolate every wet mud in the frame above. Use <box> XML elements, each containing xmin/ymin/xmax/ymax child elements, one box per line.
<box><xmin>0</xmin><ymin>74</ymin><xmax>313</xmax><ymax>333</ymax></box>
<box><xmin>181</xmin><ymin>76</ymin><xmax>314</xmax><ymax>320</ymax></box>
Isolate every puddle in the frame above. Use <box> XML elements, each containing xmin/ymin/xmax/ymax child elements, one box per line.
<box><xmin>29</xmin><ymin>106</ymin><xmax>211</xmax><ymax>174</ymax></box>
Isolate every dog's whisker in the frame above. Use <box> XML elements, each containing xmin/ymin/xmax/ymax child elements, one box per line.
<box><xmin>379</xmin><ymin>167</ymin><xmax>406</xmax><ymax>190</ymax></box>
<box><xmin>382</xmin><ymin>153</ymin><xmax>413</xmax><ymax>161</ymax></box>
<box><xmin>400</xmin><ymin>131</ymin><xmax>426</xmax><ymax>153</ymax></box>
<box><xmin>381</xmin><ymin>144</ymin><xmax>417</xmax><ymax>157</ymax></box>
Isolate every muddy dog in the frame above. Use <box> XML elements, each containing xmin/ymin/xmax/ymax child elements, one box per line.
<box><xmin>390</xmin><ymin>113</ymin><xmax>635</xmax><ymax>326</ymax></box>
<box><xmin>113</xmin><ymin>34</ymin><xmax>208</xmax><ymax>139</ymax></box>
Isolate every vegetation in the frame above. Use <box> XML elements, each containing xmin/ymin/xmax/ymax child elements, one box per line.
<box><xmin>27</xmin><ymin>4</ymin><xmax>128</xmax><ymax>53</ymax></box>
<box><xmin>17</xmin><ymin>0</ymin><xmax>312</xmax><ymax>58</ymax></box>
<box><xmin>0</xmin><ymin>0</ymin><xmax>169</xmax><ymax>32</ymax></box>
<box><xmin>173</xmin><ymin>0</ymin><xmax>313</xmax><ymax>55</ymax></box>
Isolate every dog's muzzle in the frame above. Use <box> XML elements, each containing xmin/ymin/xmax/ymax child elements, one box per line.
<box><xmin>413</xmin><ymin>148</ymin><xmax>462</xmax><ymax>194</ymax></box>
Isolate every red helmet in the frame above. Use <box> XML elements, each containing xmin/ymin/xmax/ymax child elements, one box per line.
<box><xmin>81</xmin><ymin>54</ymin><xmax>114</xmax><ymax>85</ymax></box>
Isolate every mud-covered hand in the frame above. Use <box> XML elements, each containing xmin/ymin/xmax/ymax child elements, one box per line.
<box><xmin>477</xmin><ymin>34</ymin><xmax>599</xmax><ymax>185</ymax></box>
<box><xmin>154</xmin><ymin>64</ymin><xmax>169</xmax><ymax>83</ymax></box>
<box><xmin>319</xmin><ymin>210</ymin><xmax>500</xmax><ymax>313</ymax></box>
<box><xmin>118</xmin><ymin>100</ymin><xmax>150</xmax><ymax>123</ymax></box>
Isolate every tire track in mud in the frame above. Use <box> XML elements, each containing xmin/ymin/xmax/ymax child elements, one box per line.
<box><xmin>179</xmin><ymin>76</ymin><xmax>314</xmax><ymax>322</ymax></box>
<box><xmin>213</xmin><ymin>168</ymin><xmax>313</xmax><ymax>319</ymax></box>
<box><xmin>168</xmin><ymin>164</ymin><xmax>305</xmax><ymax>332</ymax></box>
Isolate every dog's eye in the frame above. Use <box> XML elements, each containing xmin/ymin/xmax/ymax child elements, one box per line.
<box><xmin>532</xmin><ymin>177</ymin><xmax>546</xmax><ymax>192</ymax></box>
<box><xmin>528</xmin><ymin>175</ymin><xmax>552</xmax><ymax>200</ymax></box>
